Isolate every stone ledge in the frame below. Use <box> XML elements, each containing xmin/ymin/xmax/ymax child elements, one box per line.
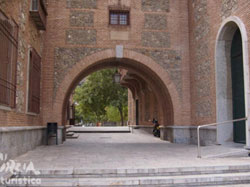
<box><xmin>65</xmin><ymin>125</ymin><xmax>71</xmax><ymax>129</ymax></box>
<box><xmin>0</xmin><ymin>126</ymin><xmax>46</xmax><ymax>133</ymax></box>
<box><xmin>131</xmin><ymin>125</ymin><xmax>153</xmax><ymax>128</ymax></box>
<box><xmin>244</xmin><ymin>146</ymin><xmax>250</xmax><ymax>150</ymax></box>
<box><xmin>58</xmin><ymin>125</ymin><xmax>65</xmax><ymax>129</ymax></box>
<box><xmin>0</xmin><ymin>105</ymin><xmax>12</xmax><ymax>111</ymax></box>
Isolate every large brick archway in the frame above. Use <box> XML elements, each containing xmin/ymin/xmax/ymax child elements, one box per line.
<box><xmin>51</xmin><ymin>49</ymin><xmax>182</xmax><ymax>127</ymax></box>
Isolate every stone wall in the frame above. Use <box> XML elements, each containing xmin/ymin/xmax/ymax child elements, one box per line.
<box><xmin>70</xmin><ymin>11</ymin><xmax>94</xmax><ymax>27</ymax></box>
<box><xmin>66</xmin><ymin>0</ymin><xmax>97</xmax><ymax>9</ymax></box>
<box><xmin>54</xmin><ymin>47</ymin><xmax>103</xmax><ymax>96</ymax></box>
<box><xmin>66</xmin><ymin>29</ymin><xmax>97</xmax><ymax>45</ymax></box>
<box><xmin>0</xmin><ymin>127</ymin><xmax>46</xmax><ymax>164</ymax></box>
<box><xmin>144</xmin><ymin>14</ymin><xmax>167</xmax><ymax>30</ymax></box>
<box><xmin>135</xmin><ymin>49</ymin><xmax>182</xmax><ymax>96</ymax></box>
<box><xmin>189</xmin><ymin>0</ymin><xmax>213</xmax><ymax>124</ymax></box>
<box><xmin>221</xmin><ymin>0</ymin><xmax>238</xmax><ymax>19</ymax></box>
<box><xmin>141</xmin><ymin>31</ymin><xmax>170</xmax><ymax>48</ymax></box>
<box><xmin>141</xmin><ymin>0</ymin><xmax>169</xmax><ymax>12</ymax></box>
<box><xmin>139</xmin><ymin>0</ymin><xmax>185</xmax><ymax>99</ymax></box>
<box><xmin>192</xmin><ymin>0</ymin><xmax>212</xmax><ymax>117</ymax></box>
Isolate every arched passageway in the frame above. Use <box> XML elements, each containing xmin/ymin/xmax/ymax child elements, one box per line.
<box><xmin>216</xmin><ymin>17</ymin><xmax>249</xmax><ymax>145</ymax></box>
<box><xmin>51</xmin><ymin>49</ymin><xmax>182</xmax><ymax>132</ymax></box>
<box><xmin>62</xmin><ymin>58</ymin><xmax>172</xmax><ymax>127</ymax></box>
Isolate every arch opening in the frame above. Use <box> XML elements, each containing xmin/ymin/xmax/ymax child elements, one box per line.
<box><xmin>60</xmin><ymin>57</ymin><xmax>174</xmax><ymax>129</ymax></box>
<box><xmin>216</xmin><ymin>17</ymin><xmax>249</xmax><ymax>145</ymax></box>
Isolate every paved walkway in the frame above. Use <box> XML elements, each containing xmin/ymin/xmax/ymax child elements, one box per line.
<box><xmin>14</xmin><ymin>131</ymin><xmax>250</xmax><ymax>171</ymax></box>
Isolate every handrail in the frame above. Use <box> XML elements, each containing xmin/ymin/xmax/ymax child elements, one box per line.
<box><xmin>197</xmin><ymin>117</ymin><xmax>247</xmax><ymax>158</ymax></box>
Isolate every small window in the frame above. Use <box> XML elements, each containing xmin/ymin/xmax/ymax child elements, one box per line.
<box><xmin>109</xmin><ymin>10</ymin><xmax>129</xmax><ymax>26</ymax></box>
<box><xmin>28</xmin><ymin>48</ymin><xmax>41</xmax><ymax>114</ymax></box>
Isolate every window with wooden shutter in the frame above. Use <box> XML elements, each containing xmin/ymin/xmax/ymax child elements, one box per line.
<box><xmin>30</xmin><ymin>0</ymin><xmax>48</xmax><ymax>30</ymax></box>
<box><xmin>28</xmin><ymin>48</ymin><xmax>41</xmax><ymax>114</ymax></box>
<box><xmin>0</xmin><ymin>10</ymin><xmax>18</xmax><ymax>108</ymax></box>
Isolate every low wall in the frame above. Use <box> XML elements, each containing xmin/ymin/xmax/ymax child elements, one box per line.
<box><xmin>131</xmin><ymin>125</ymin><xmax>154</xmax><ymax>135</ymax></box>
<box><xmin>161</xmin><ymin>126</ymin><xmax>216</xmax><ymax>145</ymax></box>
<box><xmin>0</xmin><ymin>126</ymin><xmax>46</xmax><ymax>164</ymax></box>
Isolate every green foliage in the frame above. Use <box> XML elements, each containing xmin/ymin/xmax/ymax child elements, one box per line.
<box><xmin>106</xmin><ymin>106</ymin><xmax>120</xmax><ymax>122</ymax></box>
<box><xmin>106</xmin><ymin>105</ymin><xmax>128</xmax><ymax>122</ymax></box>
<box><xmin>73</xmin><ymin>68</ymin><xmax>128</xmax><ymax>125</ymax></box>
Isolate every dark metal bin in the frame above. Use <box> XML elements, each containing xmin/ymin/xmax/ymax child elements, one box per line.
<box><xmin>47</xmin><ymin>122</ymin><xmax>58</xmax><ymax>145</ymax></box>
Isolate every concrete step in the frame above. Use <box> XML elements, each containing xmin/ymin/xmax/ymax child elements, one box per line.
<box><xmin>8</xmin><ymin>165</ymin><xmax>250</xmax><ymax>186</ymax></box>
<box><xmin>68</xmin><ymin>126</ymin><xmax>131</xmax><ymax>133</ymax></box>
<box><xmin>66</xmin><ymin>134</ymin><xmax>79</xmax><ymax>139</ymax></box>
<box><xmin>66</xmin><ymin>132</ymin><xmax>74</xmax><ymax>136</ymax></box>
<box><xmin>7</xmin><ymin>172</ymin><xmax>250</xmax><ymax>186</ymax></box>
<box><xmin>17</xmin><ymin>164</ymin><xmax>250</xmax><ymax>178</ymax></box>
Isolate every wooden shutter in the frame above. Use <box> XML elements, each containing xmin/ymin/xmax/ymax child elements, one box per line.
<box><xmin>0</xmin><ymin>10</ymin><xmax>18</xmax><ymax>108</ymax></box>
<box><xmin>28</xmin><ymin>48</ymin><xmax>41</xmax><ymax>113</ymax></box>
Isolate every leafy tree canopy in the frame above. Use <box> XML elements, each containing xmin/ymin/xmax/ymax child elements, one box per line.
<box><xmin>74</xmin><ymin>68</ymin><xmax>128</xmax><ymax>125</ymax></box>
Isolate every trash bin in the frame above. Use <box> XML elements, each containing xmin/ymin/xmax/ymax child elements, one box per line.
<box><xmin>47</xmin><ymin>122</ymin><xmax>58</xmax><ymax>145</ymax></box>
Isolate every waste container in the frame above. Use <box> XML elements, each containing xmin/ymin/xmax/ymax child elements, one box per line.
<box><xmin>47</xmin><ymin>122</ymin><xmax>58</xmax><ymax>145</ymax></box>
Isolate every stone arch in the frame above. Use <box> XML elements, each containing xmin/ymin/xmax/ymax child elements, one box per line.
<box><xmin>215</xmin><ymin>16</ymin><xmax>249</xmax><ymax>146</ymax></box>
<box><xmin>52</xmin><ymin>49</ymin><xmax>182</xmax><ymax>128</ymax></box>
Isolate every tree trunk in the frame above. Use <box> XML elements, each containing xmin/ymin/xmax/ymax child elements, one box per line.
<box><xmin>118</xmin><ymin>107</ymin><xmax>124</xmax><ymax>126</ymax></box>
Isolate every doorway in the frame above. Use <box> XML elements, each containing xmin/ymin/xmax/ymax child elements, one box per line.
<box><xmin>216</xmin><ymin>18</ymin><xmax>249</xmax><ymax>145</ymax></box>
<box><xmin>231</xmin><ymin>29</ymin><xmax>246</xmax><ymax>143</ymax></box>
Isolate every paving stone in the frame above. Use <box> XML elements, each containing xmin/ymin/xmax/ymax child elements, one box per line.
<box><xmin>12</xmin><ymin>132</ymin><xmax>250</xmax><ymax>171</ymax></box>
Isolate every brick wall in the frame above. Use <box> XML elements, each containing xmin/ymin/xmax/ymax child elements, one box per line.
<box><xmin>0</xmin><ymin>0</ymin><xmax>45</xmax><ymax>126</ymax></box>
<box><xmin>2</xmin><ymin>0</ymin><xmax>250</xmax><ymax>128</ymax></box>
<box><xmin>188</xmin><ymin>0</ymin><xmax>250</xmax><ymax>125</ymax></box>
<box><xmin>42</xmin><ymin>0</ymin><xmax>191</xmax><ymax>126</ymax></box>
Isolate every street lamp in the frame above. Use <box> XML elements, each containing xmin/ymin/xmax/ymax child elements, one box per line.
<box><xmin>113</xmin><ymin>70</ymin><xmax>121</xmax><ymax>84</ymax></box>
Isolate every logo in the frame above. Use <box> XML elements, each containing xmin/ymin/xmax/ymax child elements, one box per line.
<box><xmin>0</xmin><ymin>152</ymin><xmax>41</xmax><ymax>185</ymax></box>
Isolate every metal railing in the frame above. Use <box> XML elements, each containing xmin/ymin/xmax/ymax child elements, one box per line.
<box><xmin>197</xmin><ymin>117</ymin><xmax>247</xmax><ymax>158</ymax></box>
<box><xmin>0</xmin><ymin>77</ymin><xmax>16</xmax><ymax>107</ymax></box>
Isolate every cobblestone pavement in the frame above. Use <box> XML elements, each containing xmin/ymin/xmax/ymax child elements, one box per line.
<box><xmin>14</xmin><ymin>131</ymin><xmax>250</xmax><ymax>170</ymax></box>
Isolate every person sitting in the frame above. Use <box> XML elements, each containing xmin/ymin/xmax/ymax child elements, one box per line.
<box><xmin>152</xmin><ymin>119</ymin><xmax>160</xmax><ymax>137</ymax></box>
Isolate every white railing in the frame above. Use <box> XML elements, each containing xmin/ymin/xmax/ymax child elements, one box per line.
<box><xmin>197</xmin><ymin>117</ymin><xmax>247</xmax><ymax>158</ymax></box>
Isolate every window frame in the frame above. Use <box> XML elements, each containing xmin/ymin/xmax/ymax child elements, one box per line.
<box><xmin>27</xmin><ymin>47</ymin><xmax>41</xmax><ymax>114</ymax></box>
<box><xmin>109</xmin><ymin>10</ymin><xmax>130</xmax><ymax>26</ymax></box>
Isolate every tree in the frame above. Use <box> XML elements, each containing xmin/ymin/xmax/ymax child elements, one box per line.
<box><xmin>106</xmin><ymin>105</ymin><xmax>128</xmax><ymax>124</ymax></box>
<box><xmin>73</xmin><ymin>68</ymin><xmax>128</xmax><ymax>125</ymax></box>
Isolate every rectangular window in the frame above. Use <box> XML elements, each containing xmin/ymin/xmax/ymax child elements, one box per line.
<box><xmin>109</xmin><ymin>10</ymin><xmax>129</xmax><ymax>25</ymax></box>
<box><xmin>28</xmin><ymin>48</ymin><xmax>41</xmax><ymax>114</ymax></box>
<box><xmin>0</xmin><ymin>10</ymin><xmax>18</xmax><ymax>108</ymax></box>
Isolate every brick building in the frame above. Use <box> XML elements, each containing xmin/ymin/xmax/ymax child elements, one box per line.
<box><xmin>0</xmin><ymin>0</ymin><xmax>250</xmax><ymax>158</ymax></box>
